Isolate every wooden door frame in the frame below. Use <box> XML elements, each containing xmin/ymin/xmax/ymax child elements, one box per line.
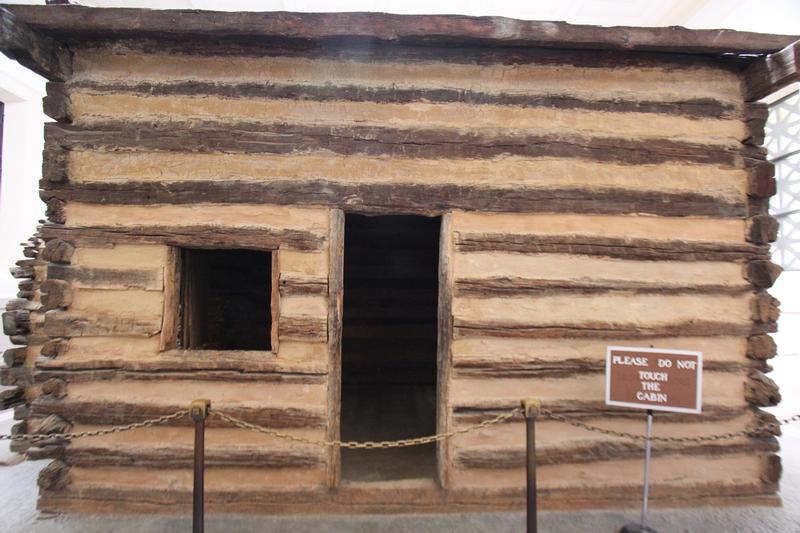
<box><xmin>326</xmin><ymin>210</ymin><xmax>450</xmax><ymax>489</ymax></box>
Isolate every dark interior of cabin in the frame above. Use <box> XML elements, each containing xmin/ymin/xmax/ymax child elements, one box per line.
<box><xmin>341</xmin><ymin>214</ymin><xmax>440</xmax><ymax>481</ymax></box>
<box><xmin>180</xmin><ymin>248</ymin><xmax>272</xmax><ymax>351</ymax></box>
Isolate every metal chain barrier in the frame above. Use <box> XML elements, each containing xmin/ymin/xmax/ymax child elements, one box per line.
<box><xmin>211</xmin><ymin>407</ymin><xmax>522</xmax><ymax>448</ymax></box>
<box><xmin>0</xmin><ymin>406</ymin><xmax>798</xmax><ymax>446</ymax></box>
<box><xmin>0</xmin><ymin>409</ymin><xmax>189</xmax><ymax>442</ymax></box>
<box><xmin>541</xmin><ymin>409</ymin><xmax>800</xmax><ymax>443</ymax></box>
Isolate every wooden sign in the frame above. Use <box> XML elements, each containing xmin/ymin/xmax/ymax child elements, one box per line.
<box><xmin>606</xmin><ymin>346</ymin><xmax>703</xmax><ymax>414</ymax></box>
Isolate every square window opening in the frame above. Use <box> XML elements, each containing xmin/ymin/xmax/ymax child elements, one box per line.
<box><xmin>180</xmin><ymin>248</ymin><xmax>272</xmax><ymax>351</ymax></box>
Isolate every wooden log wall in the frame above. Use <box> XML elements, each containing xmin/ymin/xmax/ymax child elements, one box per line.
<box><xmin>1</xmin><ymin>35</ymin><xmax>783</xmax><ymax>512</ymax></box>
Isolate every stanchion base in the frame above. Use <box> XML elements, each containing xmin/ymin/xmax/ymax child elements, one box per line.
<box><xmin>620</xmin><ymin>523</ymin><xmax>657</xmax><ymax>533</ymax></box>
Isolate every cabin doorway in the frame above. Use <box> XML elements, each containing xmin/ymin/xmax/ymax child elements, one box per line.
<box><xmin>340</xmin><ymin>214</ymin><xmax>440</xmax><ymax>482</ymax></box>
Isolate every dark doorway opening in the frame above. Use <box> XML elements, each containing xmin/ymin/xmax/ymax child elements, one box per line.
<box><xmin>341</xmin><ymin>214</ymin><xmax>440</xmax><ymax>482</ymax></box>
<box><xmin>180</xmin><ymin>248</ymin><xmax>271</xmax><ymax>350</ymax></box>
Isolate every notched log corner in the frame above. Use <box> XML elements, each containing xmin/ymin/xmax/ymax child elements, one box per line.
<box><xmin>2</xmin><ymin>309</ymin><xmax>31</xmax><ymax>336</ymax></box>
<box><xmin>40</xmin><ymin>238</ymin><xmax>74</xmax><ymax>264</ymax></box>
<box><xmin>3</xmin><ymin>347</ymin><xmax>27</xmax><ymax>367</ymax></box>
<box><xmin>41</xmin><ymin>338</ymin><xmax>69</xmax><ymax>358</ymax></box>
<box><xmin>751</xmin><ymin>293</ymin><xmax>780</xmax><ymax>324</ymax></box>
<box><xmin>762</xmin><ymin>454</ymin><xmax>782</xmax><ymax>486</ymax></box>
<box><xmin>742</xmin><ymin>102</ymin><xmax>768</xmax><ymax>146</ymax></box>
<box><xmin>746</xmin><ymin>215</ymin><xmax>779</xmax><ymax>245</ymax></box>
<box><xmin>745</xmin><ymin>370</ymin><xmax>781</xmax><ymax>407</ymax></box>
<box><xmin>40</xmin><ymin>378</ymin><xmax>67</xmax><ymax>399</ymax></box>
<box><xmin>745</xmin><ymin>260</ymin><xmax>782</xmax><ymax>289</ymax></box>
<box><xmin>37</xmin><ymin>460</ymin><xmax>70</xmax><ymax>491</ymax></box>
<box><xmin>41</xmin><ymin>279</ymin><xmax>72</xmax><ymax>311</ymax></box>
<box><xmin>747</xmin><ymin>334</ymin><xmax>777</xmax><ymax>361</ymax></box>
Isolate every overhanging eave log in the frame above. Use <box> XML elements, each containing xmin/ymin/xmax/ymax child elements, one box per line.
<box><xmin>0</xmin><ymin>7</ymin><xmax>70</xmax><ymax>81</ymax></box>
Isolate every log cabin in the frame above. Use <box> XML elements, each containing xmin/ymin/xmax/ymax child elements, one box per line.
<box><xmin>0</xmin><ymin>3</ymin><xmax>798</xmax><ymax>514</ymax></box>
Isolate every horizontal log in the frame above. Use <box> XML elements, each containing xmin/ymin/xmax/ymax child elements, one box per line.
<box><xmin>9</xmin><ymin>5</ymin><xmax>795</xmax><ymax>55</ymax></box>
<box><xmin>279</xmin><ymin>275</ymin><xmax>328</xmax><ymax>296</ymax></box>
<box><xmin>454</xmin><ymin>277</ymin><xmax>751</xmax><ymax>297</ymax></box>
<box><xmin>0</xmin><ymin>7</ymin><xmax>70</xmax><ymax>81</ymax></box>
<box><xmin>454</xmin><ymin>233</ymin><xmax>766</xmax><ymax>262</ymax></box>
<box><xmin>45</xmin><ymin>122</ymin><xmax>760</xmax><ymax>167</ymax></box>
<box><xmin>452</xmin><ymin>357</ymin><xmax>748</xmax><ymax>378</ymax></box>
<box><xmin>278</xmin><ymin>316</ymin><xmax>328</xmax><ymax>342</ymax></box>
<box><xmin>66</xmin><ymin>80</ymin><xmax>740</xmax><ymax>120</ymax></box>
<box><xmin>745</xmin><ymin>40</ymin><xmax>800</xmax><ymax>101</ymax></box>
<box><xmin>44</xmin><ymin>179</ymin><xmax>745</xmax><ymax>218</ymax></box>
<box><xmin>453</xmin><ymin>319</ymin><xmax>763</xmax><ymax>339</ymax></box>
<box><xmin>455</xmin><ymin>437</ymin><xmax>779</xmax><ymax>469</ymax></box>
<box><xmin>40</xmin><ymin>279</ymin><xmax>72</xmax><ymax>311</ymax></box>
<box><xmin>10</xmin><ymin>265</ymin><xmax>35</xmax><ymax>279</ymax></box>
<box><xmin>43</xmin><ymin>311</ymin><xmax>161</xmax><ymax>338</ymax></box>
<box><xmin>31</xmin><ymin>398</ymin><xmax>326</xmax><ymax>429</ymax></box>
<box><xmin>35</xmin><ymin>445</ymin><xmax>324</xmax><ymax>469</ymax></box>
<box><xmin>40</xmin><ymin>238</ymin><xmax>74</xmax><ymax>264</ymax></box>
<box><xmin>47</xmin><ymin>264</ymin><xmax>163</xmax><ymax>291</ymax></box>
<box><xmin>33</xmin><ymin>368</ymin><xmax>326</xmax><ymax>385</ymax></box>
<box><xmin>39</xmin><ymin>224</ymin><xmax>324</xmax><ymax>253</ymax></box>
<box><xmin>452</xmin><ymin>401</ymin><xmax>749</xmax><ymax>424</ymax></box>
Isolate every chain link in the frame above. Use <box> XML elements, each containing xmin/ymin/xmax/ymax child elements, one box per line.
<box><xmin>0</xmin><ymin>406</ymin><xmax>798</xmax><ymax>447</ymax></box>
<box><xmin>211</xmin><ymin>407</ymin><xmax>522</xmax><ymax>449</ymax></box>
<box><xmin>0</xmin><ymin>409</ymin><xmax>189</xmax><ymax>443</ymax></box>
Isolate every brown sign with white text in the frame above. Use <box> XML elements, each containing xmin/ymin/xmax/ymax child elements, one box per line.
<box><xmin>606</xmin><ymin>346</ymin><xmax>703</xmax><ymax>414</ymax></box>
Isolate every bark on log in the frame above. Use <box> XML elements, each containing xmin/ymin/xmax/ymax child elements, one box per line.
<box><xmin>279</xmin><ymin>274</ymin><xmax>328</xmax><ymax>296</ymax></box>
<box><xmin>742</xmin><ymin>103</ymin><xmax>768</xmax><ymax>146</ymax></box>
<box><xmin>747</xmin><ymin>334</ymin><xmax>777</xmax><ymax>361</ymax></box>
<box><xmin>746</xmin><ymin>260</ymin><xmax>782</xmax><ymax>289</ymax></box>
<box><xmin>31</xmin><ymin>398</ymin><xmax>326</xmax><ymax>428</ymax></box>
<box><xmin>0</xmin><ymin>7</ymin><xmax>71</xmax><ymax>81</ymax></box>
<box><xmin>43</xmin><ymin>311</ymin><xmax>162</xmax><ymax>338</ymax></box>
<box><xmin>43</xmin><ymin>81</ymin><xmax>71</xmax><ymax>122</ymax></box>
<box><xmin>37</xmin><ymin>460</ymin><xmax>70</xmax><ymax>491</ymax></box>
<box><xmin>50</xmin><ymin>446</ymin><xmax>324</xmax><ymax>469</ymax></box>
<box><xmin>40</xmin><ymin>238</ymin><xmax>74</xmax><ymax>264</ymax></box>
<box><xmin>453</xmin><ymin>319</ymin><xmax>757</xmax><ymax>339</ymax></box>
<box><xmin>40</xmin><ymin>378</ymin><xmax>67</xmax><ymax>399</ymax></box>
<box><xmin>44</xmin><ymin>179</ymin><xmax>746</xmax><ymax>218</ymax></box>
<box><xmin>3</xmin><ymin>347</ymin><xmax>27</xmax><ymax>367</ymax></box>
<box><xmin>8</xmin><ymin>5</ymin><xmax>795</xmax><ymax>55</ymax></box>
<box><xmin>278</xmin><ymin>316</ymin><xmax>328</xmax><ymax>341</ymax></box>
<box><xmin>47</xmin><ymin>264</ymin><xmax>162</xmax><ymax>291</ymax></box>
<box><xmin>455</xmin><ymin>437</ymin><xmax>779</xmax><ymax>469</ymax></box>
<box><xmin>3</xmin><ymin>309</ymin><xmax>31</xmax><ymax>336</ymax></box>
<box><xmin>66</xmin><ymin>79</ymin><xmax>741</xmax><ymax>119</ymax></box>
<box><xmin>745</xmin><ymin>40</ymin><xmax>800</xmax><ymax>101</ymax></box>
<box><xmin>454</xmin><ymin>233</ymin><xmax>767</xmax><ymax>262</ymax></box>
<box><xmin>45</xmin><ymin>121</ymin><xmax>759</xmax><ymax>167</ymax></box>
<box><xmin>41</xmin><ymin>339</ymin><xmax>69</xmax><ymax>359</ymax></box>
<box><xmin>746</xmin><ymin>370</ymin><xmax>781</xmax><ymax>407</ymax></box>
<box><xmin>40</xmin><ymin>279</ymin><xmax>72</xmax><ymax>311</ymax></box>
<box><xmin>39</xmin><ymin>224</ymin><xmax>324</xmax><ymax>253</ymax></box>
<box><xmin>454</xmin><ymin>277</ymin><xmax>750</xmax><ymax>297</ymax></box>
<box><xmin>747</xmin><ymin>215</ymin><xmax>780</xmax><ymax>244</ymax></box>
<box><xmin>751</xmin><ymin>293</ymin><xmax>780</xmax><ymax>323</ymax></box>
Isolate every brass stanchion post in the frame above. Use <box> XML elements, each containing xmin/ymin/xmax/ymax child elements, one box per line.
<box><xmin>191</xmin><ymin>399</ymin><xmax>211</xmax><ymax>533</ymax></box>
<box><xmin>522</xmin><ymin>398</ymin><xmax>541</xmax><ymax>533</ymax></box>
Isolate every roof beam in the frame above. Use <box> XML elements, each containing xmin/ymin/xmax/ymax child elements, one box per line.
<box><xmin>0</xmin><ymin>7</ymin><xmax>71</xmax><ymax>81</ymax></box>
<box><xmin>5</xmin><ymin>5</ymin><xmax>798</xmax><ymax>55</ymax></box>
<box><xmin>745</xmin><ymin>40</ymin><xmax>800</xmax><ymax>102</ymax></box>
